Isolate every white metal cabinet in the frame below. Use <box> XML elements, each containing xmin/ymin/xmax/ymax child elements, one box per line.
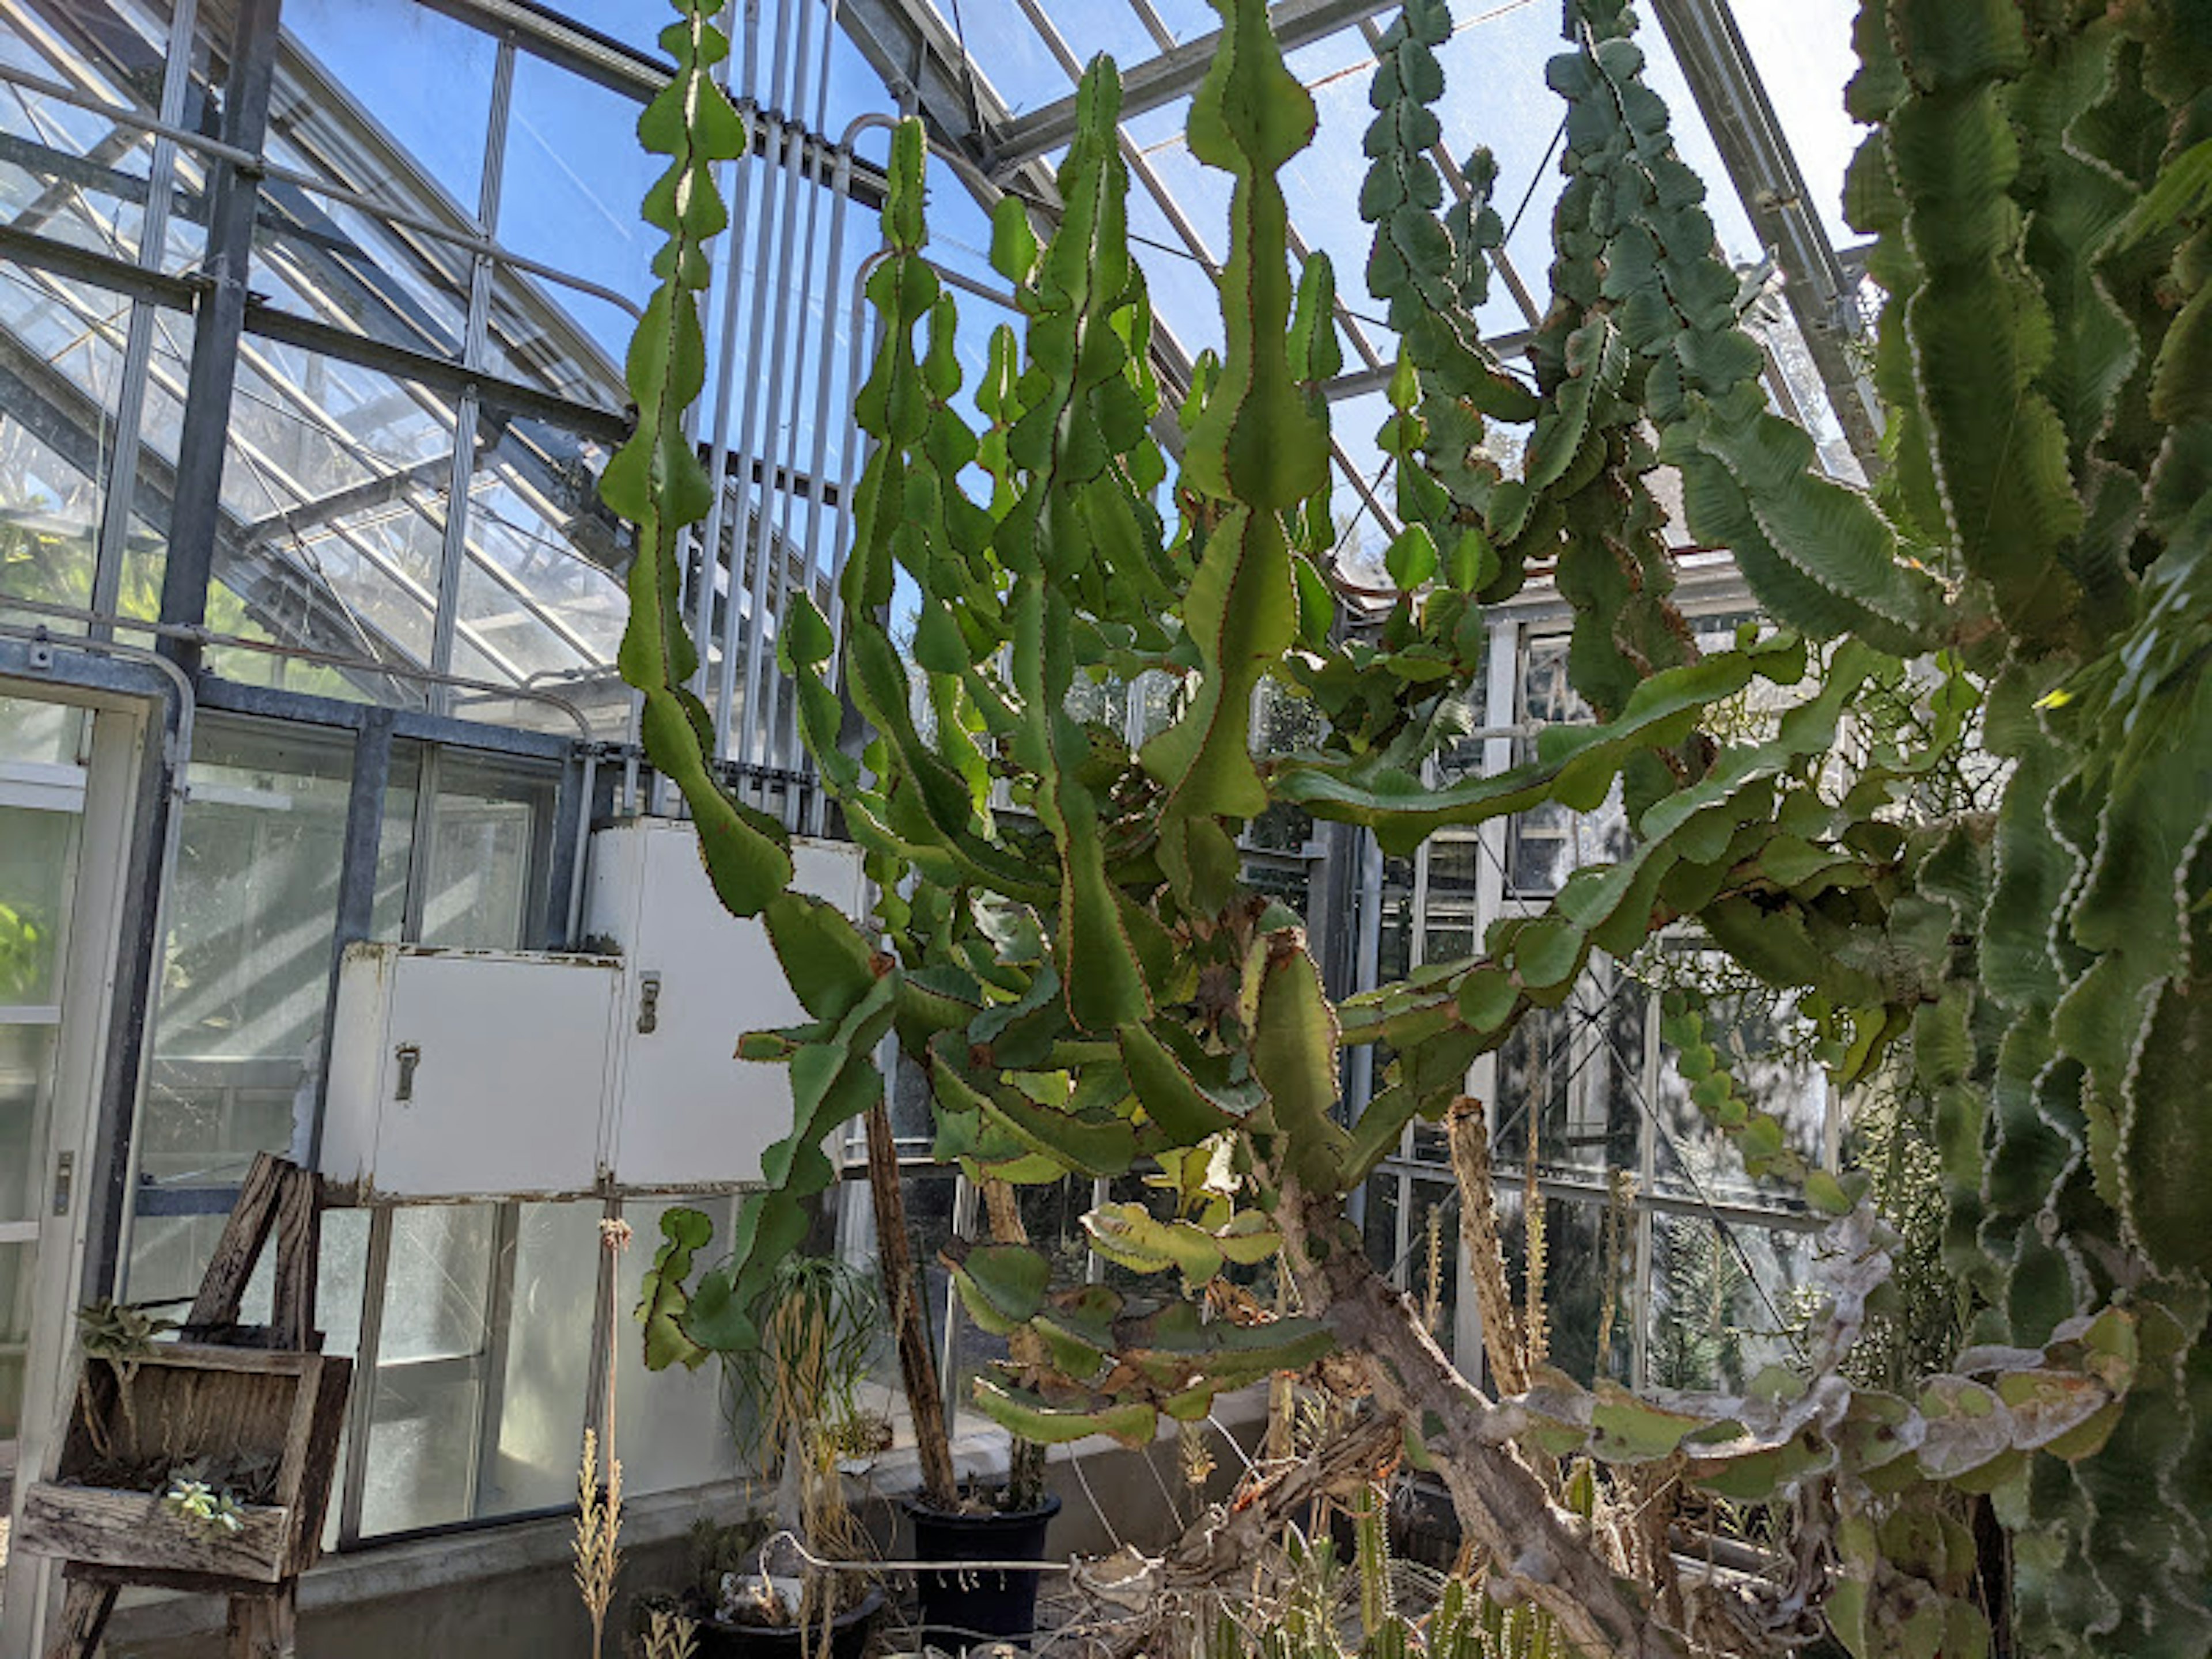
<box><xmin>585</xmin><ymin>822</ymin><xmax>867</xmax><ymax>1189</ymax></box>
<box><xmin>323</xmin><ymin>945</ymin><xmax>620</xmax><ymax>1199</ymax></box>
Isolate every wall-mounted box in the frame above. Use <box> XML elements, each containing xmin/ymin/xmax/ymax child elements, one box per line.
<box><xmin>319</xmin><ymin>824</ymin><xmax>869</xmax><ymax>1200</ymax></box>
<box><xmin>585</xmin><ymin>824</ymin><xmax>866</xmax><ymax>1190</ymax></box>
<box><xmin>322</xmin><ymin>946</ymin><xmax>621</xmax><ymax>1200</ymax></box>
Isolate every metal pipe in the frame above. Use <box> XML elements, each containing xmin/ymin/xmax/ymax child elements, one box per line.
<box><xmin>0</xmin><ymin>593</ymin><xmax>594</xmax><ymax>743</ymax></box>
<box><xmin>793</xmin><ymin>150</ymin><xmax>852</xmax><ymax>801</ymax></box>
<box><xmin>86</xmin><ymin>0</ymin><xmax>198</xmax><ymax>630</ymax></box>
<box><xmin>756</xmin><ymin>36</ymin><xmax>837</xmax><ymax>783</ymax></box>
<box><xmin>0</xmin><ymin>622</ymin><xmax>197</xmax><ymax>1295</ymax></box>
<box><xmin>735</xmin><ymin>111</ymin><xmax>811</xmax><ymax>789</ymax></box>
<box><xmin>712</xmin><ymin>114</ymin><xmax>790</xmax><ymax>761</ymax></box>
<box><xmin>0</xmin><ymin>59</ymin><xmax>649</xmax><ymax>324</ymax></box>
<box><xmin>693</xmin><ymin>16</ymin><xmax>764</xmax><ymax>706</ymax></box>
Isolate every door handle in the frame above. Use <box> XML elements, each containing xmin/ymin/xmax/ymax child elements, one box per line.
<box><xmin>395</xmin><ymin>1043</ymin><xmax>422</xmax><ymax>1102</ymax></box>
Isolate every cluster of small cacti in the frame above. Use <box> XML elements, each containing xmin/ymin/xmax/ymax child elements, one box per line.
<box><xmin>160</xmin><ymin>1465</ymin><xmax>246</xmax><ymax>1537</ymax></box>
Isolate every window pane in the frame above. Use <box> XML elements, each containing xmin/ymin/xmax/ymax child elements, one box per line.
<box><xmin>0</xmin><ymin>805</ymin><xmax>76</xmax><ymax>1004</ymax></box>
<box><xmin>0</xmin><ymin>696</ymin><xmax>84</xmax><ymax>766</ymax></box>
<box><xmin>360</xmin><ymin>1205</ymin><xmax>495</xmax><ymax>1536</ymax></box>
<box><xmin>381</xmin><ymin>1203</ymin><xmax>494</xmax><ymax>1362</ymax></box>
<box><xmin>418</xmin><ymin>749</ymin><xmax>551</xmax><ymax>950</ymax></box>
<box><xmin>1649</xmin><ymin>1214</ymin><xmax>1809</xmax><ymax>1393</ymax></box>
<box><xmin>0</xmin><ymin>1237</ymin><xmax>31</xmax><ymax>1441</ymax></box>
<box><xmin>613</xmin><ymin>1198</ymin><xmax>740</xmax><ymax>1498</ymax></box>
<box><xmin>480</xmin><ymin>1199</ymin><xmax>597</xmax><ymax>1517</ymax></box>
<box><xmin>0</xmin><ymin>1025</ymin><xmax>56</xmax><ymax>1225</ymax></box>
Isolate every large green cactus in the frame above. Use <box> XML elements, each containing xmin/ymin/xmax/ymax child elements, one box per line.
<box><xmin>608</xmin><ymin>0</ymin><xmax>2211</xmax><ymax>1652</ymax></box>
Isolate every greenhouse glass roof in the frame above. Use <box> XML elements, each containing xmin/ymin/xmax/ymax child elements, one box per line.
<box><xmin>0</xmin><ymin>0</ymin><xmax>1875</xmax><ymax>740</ymax></box>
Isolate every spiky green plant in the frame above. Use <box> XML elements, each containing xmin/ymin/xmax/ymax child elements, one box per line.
<box><xmin>606</xmin><ymin>0</ymin><xmax>2211</xmax><ymax>1653</ymax></box>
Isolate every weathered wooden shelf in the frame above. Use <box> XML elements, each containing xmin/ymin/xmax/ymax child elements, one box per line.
<box><xmin>17</xmin><ymin>1343</ymin><xmax>350</xmax><ymax>1585</ymax></box>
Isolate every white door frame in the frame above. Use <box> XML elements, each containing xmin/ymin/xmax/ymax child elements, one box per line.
<box><xmin>0</xmin><ymin>685</ymin><xmax>150</xmax><ymax>1659</ymax></box>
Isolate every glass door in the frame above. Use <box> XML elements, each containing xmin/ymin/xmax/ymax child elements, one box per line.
<box><xmin>0</xmin><ymin>696</ymin><xmax>89</xmax><ymax>1498</ymax></box>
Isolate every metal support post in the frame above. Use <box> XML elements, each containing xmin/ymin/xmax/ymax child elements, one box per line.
<box><xmin>156</xmin><ymin>0</ymin><xmax>282</xmax><ymax>672</ymax></box>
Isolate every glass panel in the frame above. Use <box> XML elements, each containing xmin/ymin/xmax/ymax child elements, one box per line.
<box><xmin>0</xmin><ymin>805</ymin><xmax>75</xmax><ymax>1004</ymax></box>
<box><xmin>0</xmin><ymin>1237</ymin><xmax>30</xmax><ymax>1442</ymax></box>
<box><xmin>449</xmin><ymin>406</ymin><xmax>630</xmax><ymax>707</ymax></box>
<box><xmin>217</xmin><ymin>342</ymin><xmax>457</xmax><ymax>683</ymax></box>
<box><xmin>1407</xmin><ymin>1177</ymin><xmax>1457</xmax><ymax>1366</ymax></box>
<box><xmin>1508</xmin><ymin>635</ymin><xmax>1628</xmax><ymax>896</ymax></box>
<box><xmin>480</xmin><ymin>1199</ymin><xmax>597</xmax><ymax>1517</ymax></box>
<box><xmin>361</xmin><ymin>1205</ymin><xmax>496</xmax><ymax>1536</ymax></box>
<box><xmin>127</xmin><ymin>719</ymin><xmax>364</xmax><ymax>1301</ymax></box>
<box><xmin>0</xmin><ymin>696</ymin><xmax>83</xmax><ymax>765</ymax></box>
<box><xmin>1495</xmin><ymin>960</ymin><xmax>1645</xmax><ymax>1177</ymax></box>
<box><xmin>1362</xmin><ymin>1172</ymin><xmax>1400</xmax><ymax>1278</ymax></box>
<box><xmin>0</xmin><ymin>1025</ymin><xmax>56</xmax><ymax>1225</ymax></box>
<box><xmin>1648</xmin><ymin>1213</ymin><xmax>1809</xmax><ymax>1393</ymax></box>
<box><xmin>418</xmin><ymin>748</ymin><xmax>551</xmax><ymax>950</ymax></box>
<box><xmin>278</xmin><ymin>0</ymin><xmax>499</xmax><ymax>218</ymax></box>
<box><xmin>315</xmin><ymin>1207</ymin><xmax>370</xmax><ymax>1552</ymax></box>
<box><xmin>360</xmin><ymin>1362</ymin><xmax>479</xmax><ymax>1534</ymax></box>
<box><xmin>381</xmin><ymin>1203</ymin><xmax>495</xmax><ymax>1362</ymax></box>
<box><xmin>0</xmin><ymin>264</ymin><xmax>130</xmax><ymax>618</ymax></box>
<box><xmin>614</xmin><ymin>1197</ymin><xmax>740</xmax><ymax>1498</ymax></box>
<box><xmin>1731</xmin><ymin>0</ymin><xmax>1863</xmax><ymax>251</ymax></box>
<box><xmin>1495</xmin><ymin>1191</ymin><xmax>1631</xmax><ymax>1389</ymax></box>
<box><xmin>0</xmin><ymin>0</ymin><xmax>176</xmax><ymax>265</ymax></box>
<box><xmin>497</xmin><ymin>57</ymin><xmax>660</xmax><ymax>366</ymax></box>
<box><xmin>1649</xmin><ymin>946</ymin><xmax>1830</xmax><ymax>1204</ymax></box>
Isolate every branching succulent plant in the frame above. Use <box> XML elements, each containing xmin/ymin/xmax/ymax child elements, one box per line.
<box><xmin>608</xmin><ymin>0</ymin><xmax>2211</xmax><ymax>1653</ymax></box>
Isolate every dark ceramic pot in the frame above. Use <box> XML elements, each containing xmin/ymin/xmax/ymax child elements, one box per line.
<box><xmin>904</xmin><ymin>1493</ymin><xmax>1062</xmax><ymax>1653</ymax></box>
<box><xmin>692</xmin><ymin>1586</ymin><xmax>884</xmax><ymax>1659</ymax></box>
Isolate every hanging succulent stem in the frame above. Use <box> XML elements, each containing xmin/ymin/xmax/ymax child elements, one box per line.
<box><xmin>601</xmin><ymin>0</ymin><xmax>2212</xmax><ymax>1652</ymax></box>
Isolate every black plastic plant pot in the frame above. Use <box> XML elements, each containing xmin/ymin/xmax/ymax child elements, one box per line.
<box><xmin>693</xmin><ymin>1587</ymin><xmax>884</xmax><ymax>1659</ymax></box>
<box><xmin>904</xmin><ymin>1492</ymin><xmax>1063</xmax><ymax>1653</ymax></box>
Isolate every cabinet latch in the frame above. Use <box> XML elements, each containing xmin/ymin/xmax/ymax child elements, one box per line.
<box><xmin>394</xmin><ymin>1042</ymin><xmax>422</xmax><ymax>1102</ymax></box>
<box><xmin>51</xmin><ymin>1149</ymin><xmax>72</xmax><ymax>1216</ymax></box>
<box><xmin>637</xmin><ymin>972</ymin><xmax>662</xmax><ymax>1035</ymax></box>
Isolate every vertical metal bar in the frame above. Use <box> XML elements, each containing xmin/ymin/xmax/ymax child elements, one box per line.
<box><xmin>1633</xmin><ymin>983</ymin><xmax>1662</xmax><ymax>1392</ymax></box>
<box><xmin>793</xmin><ymin>155</ymin><xmax>852</xmax><ymax>803</ymax></box>
<box><xmin>760</xmin><ymin>136</ymin><xmax>834</xmax><ymax>784</ymax></box>
<box><xmin>470</xmin><ymin>1200</ymin><xmax>524</xmax><ymax>1518</ymax></box>
<box><xmin>548</xmin><ymin>744</ymin><xmax>593</xmax><ymax>949</ymax></box>
<box><xmin>85</xmin><ymin>669</ymin><xmax>195</xmax><ymax>1300</ymax></box>
<box><xmin>156</xmin><ymin>0</ymin><xmax>282</xmax><ymax>673</ymax></box>
<box><xmin>735</xmin><ymin>118</ymin><xmax>808</xmax><ymax>787</ymax></box>
<box><xmin>583</xmin><ymin>1194</ymin><xmax>620</xmax><ymax>1445</ymax></box>
<box><xmin>339</xmin><ymin>1202</ymin><xmax>395</xmax><ymax>1547</ymax></box>
<box><xmin>712</xmin><ymin>118</ymin><xmax>792</xmax><ymax>763</ymax></box>
<box><xmin>694</xmin><ymin>1</ymin><xmax>764</xmax><ymax>714</ymax></box>
<box><xmin>427</xmin><ymin>40</ymin><xmax>516</xmax><ymax>698</ymax></box>
<box><xmin>815</xmin><ymin>250</ymin><xmax>882</xmax><ymax>835</ymax></box>
<box><xmin>89</xmin><ymin>0</ymin><xmax>199</xmax><ymax>630</ymax></box>
<box><xmin>402</xmin><ymin>744</ymin><xmax>441</xmax><ymax>945</ymax></box>
<box><xmin>308</xmin><ymin>709</ymin><xmax>393</xmax><ymax>1173</ymax></box>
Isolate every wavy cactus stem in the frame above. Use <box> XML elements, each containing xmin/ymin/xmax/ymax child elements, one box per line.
<box><xmin>605</xmin><ymin>0</ymin><xmax>2212</xmax><ymax>1653</ymax></box>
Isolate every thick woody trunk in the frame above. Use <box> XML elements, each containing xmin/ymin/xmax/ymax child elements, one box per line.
<box><xmin>863</xmin><ymin>1096</ymin><xmax>959</xmax><ymax>1508</ymax></box>
<box><xmin>1275</xmin><ymin>1180</ymin><xmax>1686</xmax><ymax>1659</ymax></box>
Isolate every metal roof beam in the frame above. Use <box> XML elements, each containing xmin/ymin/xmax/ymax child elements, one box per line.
<box><xmin>1646</xmin><ymin>0</ymin><xmax>1884</xmax><ymax>472</ymax></box>
<box><xmin>989</xmin><ymin>0</ymin><xmax>1406</xmax><ymax>173</ymax></box>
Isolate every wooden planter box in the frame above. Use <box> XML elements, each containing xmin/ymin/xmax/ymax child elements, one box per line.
<box><xmin>17</xmin><ymin>1344</ymin><xmax>351</xmax><ymax>1585</ymax></box>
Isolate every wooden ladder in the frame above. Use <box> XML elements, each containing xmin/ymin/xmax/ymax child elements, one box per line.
<box><xmin>46</xmin><ymin>1153</ymin><xmax>327</xmax><ymax>1659</ymax></box>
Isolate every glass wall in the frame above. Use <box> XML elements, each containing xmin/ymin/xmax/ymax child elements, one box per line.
<box><xmin>1359</xmin><ymin>608</ymin><xmax>1835</xmax><ymax>1394</ymax></box>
